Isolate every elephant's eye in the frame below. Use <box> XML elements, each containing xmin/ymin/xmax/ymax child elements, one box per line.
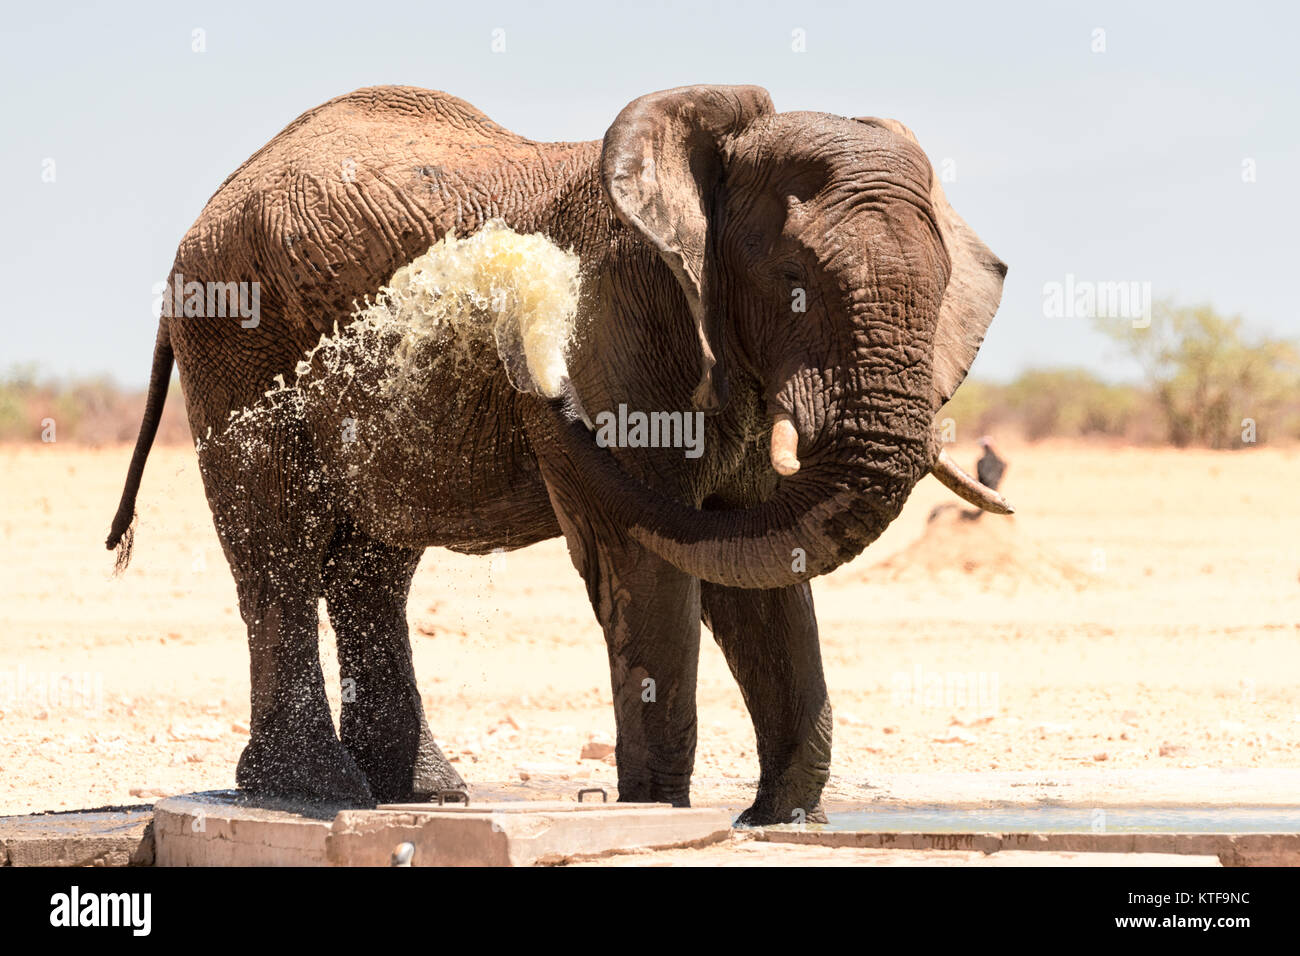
<box><xmin>770</xmin><ymin>259</ymin><xmax>807</xmax><ymax>287</ymax></box>
<box><xmin>738</xmin><ymin>232</ymin><xmax>766</xmax><ymax>259</ymax></box>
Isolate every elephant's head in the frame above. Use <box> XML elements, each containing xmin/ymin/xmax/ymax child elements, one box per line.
<box><xmin>541</xmin><ymin>85</ymin><xmax>1010</xmax><ymax>589</ymax></box>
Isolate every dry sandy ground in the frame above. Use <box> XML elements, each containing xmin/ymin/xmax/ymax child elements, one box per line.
<box><xmin>1</xmin><ymin>440</ymin><xmax>1297</xmax><ymax>817</ymax></box>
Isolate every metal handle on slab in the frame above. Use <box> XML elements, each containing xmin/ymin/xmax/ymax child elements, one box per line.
<box><xmin>391</xmin><ymin>842</ymin><xmax>415</xmax><ymax>867</ymax></box>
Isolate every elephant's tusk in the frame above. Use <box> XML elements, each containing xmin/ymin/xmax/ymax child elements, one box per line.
<box><xmin>770</xmin><ymin>413</ymin><xmax>801</xmax><ymax>476</ymax></box>
<box><xmin>931</xmin><ymin>448</ymin><xmax>1014</xmax><ymax>515</ymax></box>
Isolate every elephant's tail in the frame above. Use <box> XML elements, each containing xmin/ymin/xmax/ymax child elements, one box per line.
<box><xmin>106</xmin><ymin>321</ymin><xmax>174</xmax><ymax>574</ymax></box>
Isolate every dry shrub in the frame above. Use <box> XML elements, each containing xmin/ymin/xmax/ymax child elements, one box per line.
<box><xmin>943</xmin><ymin>303</ymin><xmax>1299</xmax><ymax>447</ymax></box>
<box><xmin>0</xmin><ymin>367</ymin><xmax>190</xmax><ymax>445</ymax></box>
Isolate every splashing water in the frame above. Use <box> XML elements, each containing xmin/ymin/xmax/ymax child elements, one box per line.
<box><xmin>297</xmin><ymin>219</ymin><xmax>581</xmax><ymax>404</ymax></box>
<box><xmin>211</xmin><ymin>220</ymin><xmax>582</xmax><ymax>455</ymax></box>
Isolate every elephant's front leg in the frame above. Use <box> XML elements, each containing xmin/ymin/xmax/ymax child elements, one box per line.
<box><xmin>701</xmin><ymin>581</ymin><xmax>832</xmax><ymax>826</ymax></box>
<box><xmin>602</xmin><ymin>549</ymin><xmax>702</xmax><ymax>806</ymax></box>
<box><xmin>550</xmin><ymin>501</ymin><xmax>702</xmax><ymax>805</ymax></box>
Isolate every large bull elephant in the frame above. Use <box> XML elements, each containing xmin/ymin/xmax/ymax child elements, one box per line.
<box><xmin>107</xmin><ymin>85</ymin><xmax>1010</xmax><ymax>825</ymax></box>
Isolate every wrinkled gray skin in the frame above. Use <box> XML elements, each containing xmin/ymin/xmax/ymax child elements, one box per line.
<box><xmin>108</xmin><ymin>85</ymin><xmax>1006</xmax><ymax>825</ymax></box>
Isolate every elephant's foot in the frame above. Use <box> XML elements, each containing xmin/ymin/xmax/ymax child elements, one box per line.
<box><xmin>735</xmin><ymin>775</ymin><xmax>829</xmax><ymax>827</ymax></box>
<box><xmin>735</xmin><ymin>800</ymin><xmax>828</xmax><ymax>828</ymax></box>
<box><xmin>341</xmin><ymin>707</ymin><xmax>465</xmax><ymax>804</ymax></box>
<box><xmin>614</xmin><ymin>769</ymin><xmax>692</xmax><ymax>808</ymax></box>
<box><xmin>406</xmin><ymin>726</ymin><xmax>467</xmax><ymax>802</ymax></box>
<box><xmin>236</xmin><ymin>720</ymin><xmax>374</xmax><ymax>806</ymax></box>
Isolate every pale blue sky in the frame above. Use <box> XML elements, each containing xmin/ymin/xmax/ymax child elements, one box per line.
<box><xmin>2</xmin><ymin>0</ymin><xmax>1295</xmax><ymax>385</ymax></box>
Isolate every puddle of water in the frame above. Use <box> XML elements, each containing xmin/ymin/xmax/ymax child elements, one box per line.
<box><xmin>818</xmin><ymin>806</ymin><xmax>1300</xmax><ymax>834</ymax></box>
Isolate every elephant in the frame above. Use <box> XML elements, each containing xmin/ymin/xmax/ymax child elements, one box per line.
<box><xmin>106</xmin><ymin>85</ymin><xmax>1010</xmax><ymax>825</ymax></box>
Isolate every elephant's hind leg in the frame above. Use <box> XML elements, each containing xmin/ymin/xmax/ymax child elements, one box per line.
<box><xmin>323</xmin><ymin>525</ymin><xmax>465</xmax><ymax>803</ymax></box>
<box><xmin>200</xmin><ymin>415</ymin><xmax>373</xmax><ymax>805</ymax></box>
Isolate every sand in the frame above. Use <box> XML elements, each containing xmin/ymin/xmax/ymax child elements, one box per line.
<box><xmin>1</xmin><ymin>439</ymin><xmax>1297</xmax><ymax>816</ymax></box>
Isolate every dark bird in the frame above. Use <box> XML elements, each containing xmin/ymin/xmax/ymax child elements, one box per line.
<box><xmin>976</xmin><ymin>436</ymin><xmax>1006</xmax><ymax>491</ymax></box>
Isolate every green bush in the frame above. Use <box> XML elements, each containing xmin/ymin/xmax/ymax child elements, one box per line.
<box><xmin>1095</xmin><ymin>303</ymin><xmax>1300</xmax><ymax>447</ymax></box>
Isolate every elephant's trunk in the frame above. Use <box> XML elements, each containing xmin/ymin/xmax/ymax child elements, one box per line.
<box><xmin>533</xmin><ymin>382</ymin><xmax>934</xmax><ymax>590</ymax></box>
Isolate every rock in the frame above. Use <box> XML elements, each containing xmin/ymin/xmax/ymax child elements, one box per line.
<box><xmin>1033</xmin><ymin>721</ymin><xmax>1073</xmax><ymax>736</ymax></box>
<box><xmin>129</xmin><ymin>785</ymin><xmax>172</xmax><ymax>798</ymax></box>
<box><xmin>167</xmin><ymin>721</ymin><xmax>224</xmax><ymax>742</ymax></box>
<box><xmin>516</xmin><ymin>763</ymin><xmax>576</xmax><ymax>781</ymax></box>
<box><xmin>1158</xmin><ymin>743</ymin><xmax>1187</xmax><ymax>758</ymax></box>
<box><xmin>932</xmin><ymin>729</ymin><xmax>975</xmax><ymax>745</ymax></box>
<box><xmin>1092</xmin><ymin>752</ymin><xmax>1109</xmax><ymax>761</ymax></box>
<box><xmin>581</xmin><ymin>738</ymin><xmax>615</xmax><ymax>761</ymax></box>
<box><xmin>951</xmin><ymin>715</ymin><xmax>994</xmax><ymax>728</ymax></box>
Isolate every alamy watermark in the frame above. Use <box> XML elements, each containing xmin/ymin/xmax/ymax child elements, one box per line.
<box><xmin>593</xmin><ymin>404</ymin><xmax>704</xmax><ymax>459</ymax></box>
<box><xmin>891</xmin><ymin>663</ymin><xmax>999</xmax><ymax>715</ymax></box>
<box><xmin>0</xmin><ymin>665</ymin><xmax>103</xmax><ymax>715</ymax></box>
<box><xmin>1043</xmin><ymin>274</ymin><xmax>1151</xmax><ymax>328</ymax></box>
<box><xmin>153</xmin><ymin>273</ymin><xmax>260</xmax><ymax>328</ymax></box>
<box><xmin>50</xmin><ymin>886</ymin><xmax>150</xmax><ymax>936</ymax></box>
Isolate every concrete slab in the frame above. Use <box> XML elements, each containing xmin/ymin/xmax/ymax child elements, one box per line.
<box><xmin>330</xmin><ymin>802</ymin><xmax>733</xmax><ymax>866</ymax></box>
<box><xmin>376</xmin><ymin>800</ymin><xmax>632</xmax><ymax>813</ymax></box>
<box><xmin>37</xmin><ymin>771</ymin><xmax>1300</xmax><ymax>866</ymax></box>
<box><xmin>153</xmin><ymin>791</ymin><xmax>341</xmax><ymax>866</ymax></box>
<box><xmin>152</xmin><ymin>791</ymin><xmax>732</xmax><ymax>866</ymax></box>
<box><xmin>391</xmin><ymin>769</ymin><xmax>1300</xmax><ymax>814</ymax></box>
<box><xmin>756</xmin><ymin>828</ymin><xmax>1300</xmax><ymax>866</ymax></box>
<box><xmin>570</xmin><ymin>833</ymin><xmax>1221</xmax><ymax>867</ymax></box>
<box><xmin>839</xmin><ymin>769</ymin><xmax>1300</xmax><ymax>808</ymax></box>
<box><xmin>0</xmin><ymin>807</ymin><xmax>154</xmax><ymax>867</ymax></box>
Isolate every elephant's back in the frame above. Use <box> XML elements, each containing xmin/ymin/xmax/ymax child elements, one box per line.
<box><xmin>210</xmin><ymin>87</ymin><xmax>530</xmax><ymax>195</ymax></box>
<box><xmin>168</xmin><ymin>87</ymin><xmax>598</xmax><ymax>437</ymax></box>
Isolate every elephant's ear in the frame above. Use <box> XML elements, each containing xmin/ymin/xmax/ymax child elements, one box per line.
<box><xmin>602</xmin><ymin>85</ymin><xmax>775</xmax><ymax>412</ymax></box>
<box><xmin>856</xmin><ymin>117</ymin><xmax>1008</xmax><ymax>409</ymax></box>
